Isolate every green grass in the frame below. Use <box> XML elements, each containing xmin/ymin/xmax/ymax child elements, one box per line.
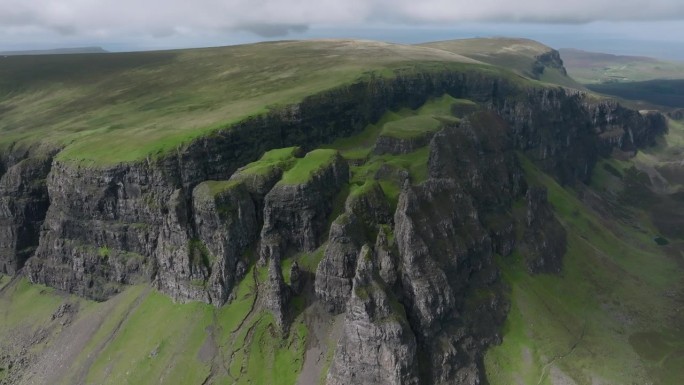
<box><xmin>236</xmin><ymin>146</ymin><xmax>302</xmax><ymax>176</ymax></box>
<box><xmin>380</xmin><ymin>115</ymin><xmax>442</xmax><ymax>139</ymax></box>
<box><xmin>240</xmin><ymin>313</ymin><xmax>308</xmax><ymax>385</ymax></box>
<box><xmin>416</xmin><ymin>94</ymin><xmax>458</xmax><ymax>114</ymax></box>
<box><xmin>485</xmin><ymin>155</ymin><xmax>684</xmax><ymax>385</ymax></box>
<box><xmin>84</xmin><ymin>290</ymin><xmax>213</xmax><ymax>385</ymax></box>
<box><xmin>195</xmin><ymin>180</ymin><xmax>241</xmax><ymax>197</ymax></box>
<box><xmin>278</xmin><ymin>149</ymin><xmax>339</xmax><ymax>185</ymax></box>
<box><xmin>421</xmin><ymin>38</ymin><xmax>583</xmax><ymax>89</ymax></box>
<box><xmin>0</xmin><ymin>40</ymin><xmax>492</xmax><ymax>165</ymax></box>
<box><xmin>0</xmin><ymin>278</ymin><xmax>63</xmax><ymax>331</ymax></box>
<box><xmin>325</xmin><ymin>110</ymin><xmax>410</xmax><ymax>160</ymax></box>
<box><xmin>0</xmin><ymin>274</ymin><xmax>10</xmax><ymax>290</ymax></box>
<box><xmin>295</xmin><ymin>244</ymin><xmax>327</xmax><ymax>274</ymax></box>
<box><xmin>0</xmin><ymin>260</ymin><xmax>309</xmax><ymax>385</ymax></box>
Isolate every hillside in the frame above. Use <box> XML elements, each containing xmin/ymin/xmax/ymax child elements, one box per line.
<box><xmin>421</xmin><ymin>38</ymin><xmax>582</xmax><ymax>89</ymax></box>
<box><xmin>0</xmin><ymin>38</ymin><xmax>681</xmax><ymax>385</ymax></box>
<box><xmin>560</xmin><ymin>48</ymin><xmax>684</xmax><ymax>84</ymax></box>
<box><xmin>0</xmin><ymin>40</ymin><xmax>482</xmax><ymax>164</ymax></box>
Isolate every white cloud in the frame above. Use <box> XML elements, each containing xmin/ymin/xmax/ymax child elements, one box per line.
<box><xmin>1</xmin><ymin>0</ymin><xmax>684</xmax><ymax>53</ymax></box>
<box><xmin>1</xmin><ymin>0</ymin><xmax>684</xmax><ymax>39</ymax></box>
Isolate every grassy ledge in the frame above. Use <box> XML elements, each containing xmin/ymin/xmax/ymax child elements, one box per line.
<box><xmin>380</xmin><ymin>115</ymin><xmax>443</xmax><ymax>140</ymax></box>
<box><xmin>194</xmin><ymin>180</ymin><xmax>241</xmax><ymax>198</ymax></box>
<box><xmin>278</xmin><ymin>149</ymin><xmax>339</xmax><ymax>185</ymax></box>
<box><xmin>235</xmin><ymin>146</ymin><xmax>303</xmax><ymax>177</ymax></box>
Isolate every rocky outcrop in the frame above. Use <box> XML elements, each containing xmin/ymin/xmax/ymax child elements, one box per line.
<box><xmin>373</xmin><ymin>133</ymin><xmax>435</xmax><ymax>156</ymax></box>
<box><xmin>326</xmin><ymin>246</ymin><xmax>420</xmax><ymax>385</ymax></box>
<box><xmin>315</xmin><ymin>214</ymin><xmax>365</xmax><ymax>314</ymax></box>
<box><xmin>429</xmin><ymin>112</ymin><xmax>526</xmax><ymax>209</ymax></box>
<box><xmin>259</xmin><ymin>151</ymin><xmax>349</xmax><ymax>260</ymax></box>
<box><xmin>393</xmin><ymin>178</ymin><xmax>505</xmax><ymax>383</ymax></box>
<box><xmin>520</xmin><ymin>187</ymin><xmax>567</xmax><ymax>274</ymax></box>
<box><xmin>259</xmin><ymin>150</ymin><xmax>349</xmax><ymax>326</ymax></box>
<box><xmin>315</xmin><ymin>180</ymin><xmax>393</xmax><ymax>314</ymax></box>
<box><xmin>0</xmin><ymin>155</ymin><xmax>53</xmax><ymax>275</ymax></box>
<box><xmin>532</xmin><ymin>50</ymin><xmax>568</xmax><ymax>77</ymax></box>
<box><xmin>588</xmin><ymin>102</ymin><xmax>667</xmax><ymax>155</ymax></box>
<box><xmin>191</xmin><ymin>181</ymin><xmax>258</xmax><ymax>304</ymax></box>
<box><xmin>345</xmin><ymin>181</ymin><xmax>393</xmax><ymax>230</ymax></box>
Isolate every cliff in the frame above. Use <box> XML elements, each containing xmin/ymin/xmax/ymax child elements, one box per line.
<box><xmin>0</xmin><ymin>65</ymin><xmax>667</xmax><ymax>384</ymax></box>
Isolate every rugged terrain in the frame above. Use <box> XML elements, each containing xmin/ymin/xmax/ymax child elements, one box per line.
<box><xmin>0</xmin><ymin>38</ymin><xmax>681</xmax><ymax>385</ymax></box>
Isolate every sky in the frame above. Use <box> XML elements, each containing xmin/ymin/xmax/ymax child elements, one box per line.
<box><xmin>1</xmin><ymin>0</ymin><xmax>684</xmax><ymax>59</ymax></box>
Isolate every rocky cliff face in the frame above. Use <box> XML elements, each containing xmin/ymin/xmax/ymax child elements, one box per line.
<box><xmin>326</xmin><ymin>246</ymin><xmax>420</xmax><ymax>385</ymax></box>
<box><xmin>0</xmin><ymin>67</ymin><xmax>668</xmax><ymax>383</ymax></box>
<box><xmin>0</xmin><ymin>150</ymin><xmax>54</xmax><ymax>275</ymax></box>
<box><xmin>532</xmin><ymin>50</ymin><xmax>568</xmax><ymax>77</ymax></box>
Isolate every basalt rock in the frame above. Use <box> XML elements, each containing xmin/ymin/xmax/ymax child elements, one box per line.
<box><xmin>259</xmin><ymin>151</ymin><xmax>349</xmax><ymax>325</ymax></box>
<box><xmin>315</xmin><ymin>180</ymin><xmax>393</xmax><ymax>314</ymax></box>
<box><xmin>520</xmin><ymin>187</ymin><xmax>567</xmax><ymax>274</ymax></box>
<box><xmin>532</xmin><ymin>50</ymin><xmax>568</xmax><ymax>77</ymax></box>
<box><xmin>373</xmin><ymin>133</ymin><xmax>436</xmax><ymax>156</ymax></box>
<box><xmin>191</xmin><ymin>181</ymin><xmax>258</xmax><ymax>304</ymax></box>
<box><xmin>345</xmin><ymin>181</ymin><xmax>393</xmax><ymax>228</ymax></box>
<box><xmin>259</xmin><ymin>152</ymin><xmax>349</xmax><ymax>261</ymax></box>
<box><xmin>0</xmin><ymin>155</ymin><xmax>54</xmax><ymax>275</ymax></box>
<box><xmin>289</xmin><ymin>261</ymin><xmax>303</xmax><ymax>295</ymax></box>
<box><xmin>263</xmin><ymin>252</ymin><xmax>290</xmax><ymax>329</ymax></box>
<box><xmin>326</xmin><ymin>245</ymin><xmax>420</xmax><ymax>385</ymax></box>
<box><xmin>588</xmin><ymin>101</ymin><xmax>667</xmax><ymax>155</ymax></box>
<box><xmin>315</xmin><ymin>213</ymin><xmax>366</xmax><ymax>314</ymax></box>
<box><xmin>375</xmin><ymin>226</ymin><xmax>399</xmax><ymax>289</ymax></box>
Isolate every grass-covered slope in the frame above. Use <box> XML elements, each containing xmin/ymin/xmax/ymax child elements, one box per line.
<box><xmin>0</xmin><ymin>40</ymin><xmax>482</xmax><ymax>164</ymax></box>
<box><xmin>558</xmin><ymin>49</ymin><xmax>684</xmax><ymax>109</ymax></box>
<box><xmin>560</xmin><ymin>48</ymin><xmax>684</xmax><ymax>84</ymax></box>
<box><xmin>485</xmin><ymin>143</ymin><xmax>684</xmax><ymax>383</ymax></box>
<box><xmin>421</xmin><ymin>37</ymin><xmax>583</xmax><ymax>89</ymax></box>
<box><xmin>0</xmin><ymin>264</ymin><xmax>308</xmax><ymax>385</ymax></box>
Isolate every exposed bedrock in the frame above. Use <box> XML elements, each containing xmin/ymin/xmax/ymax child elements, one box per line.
<box><xmin>315</xmin><ymin>180</ymin><xmax>393</xmax><ymax>314</ymax></box>
<box><xmin>373</xmin><ymin>133</ymin><xmax>436</xmax><ymax>156</ymax></box>
<box><xmin>520</xmin><ymin>186</ymin><xmax>567</xmax><ymax>274</ymax></box>
<box><xmin>191</xmin><ymin>181</ymin><xmax>258</xmax><ymax>304</ymax></box>
<box><xmin>0</xmin><ymin>154</ymin><xmax>54</xmax><ymax>275</ymax></box>
<box><xmin>259</xmin><ymin>152</ymin><xmax>349</xmax><ymax>326</ymax></box>
<box><xmin>259</xmin><ymin>152</ymin><xmax>349</xmax><ymax>260</ymax></box>
<box><xmin>320</xmin><ymin>112</ymin><xmax>524</xmax><ymax>384</ymax></box>
<box><xmin>3</xmin><ymin>69</ymin><xmax>663</xmax><ymax>307</ymax></box>
<box><xmin>326</xmin><ymin>245</ymin><xmax>420</xmax><ymax>385</ymax></box>
<box><xmin>314</xmin><ymin>213</ymin><xmax>366</xmax><ymax>314</ymax></box>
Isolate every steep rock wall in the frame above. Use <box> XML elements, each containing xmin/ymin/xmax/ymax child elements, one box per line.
<box><xmin>0</xmin><ymin>69</ymin><xmax>665</xmax><ymax>308</ymax></box>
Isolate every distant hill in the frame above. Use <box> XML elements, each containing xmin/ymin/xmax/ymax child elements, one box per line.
<box><xmin>421</xmin><ymin>37</ymin><xmax>582</xmax><ymax>89</ymax></box>
<box><xmin>586</xmin><ymin>79</ymin><xmax>684</xmax><ymax>109</ymax></box>
<box><xmin>560</xmin><ymin>48</ymin><xmax>684</xmax><ymax>84</ymax></box>
<box><xmin>0</xmin><ymin>47</ymin><xmax>108</xmax><ymax>56</ymax></box>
